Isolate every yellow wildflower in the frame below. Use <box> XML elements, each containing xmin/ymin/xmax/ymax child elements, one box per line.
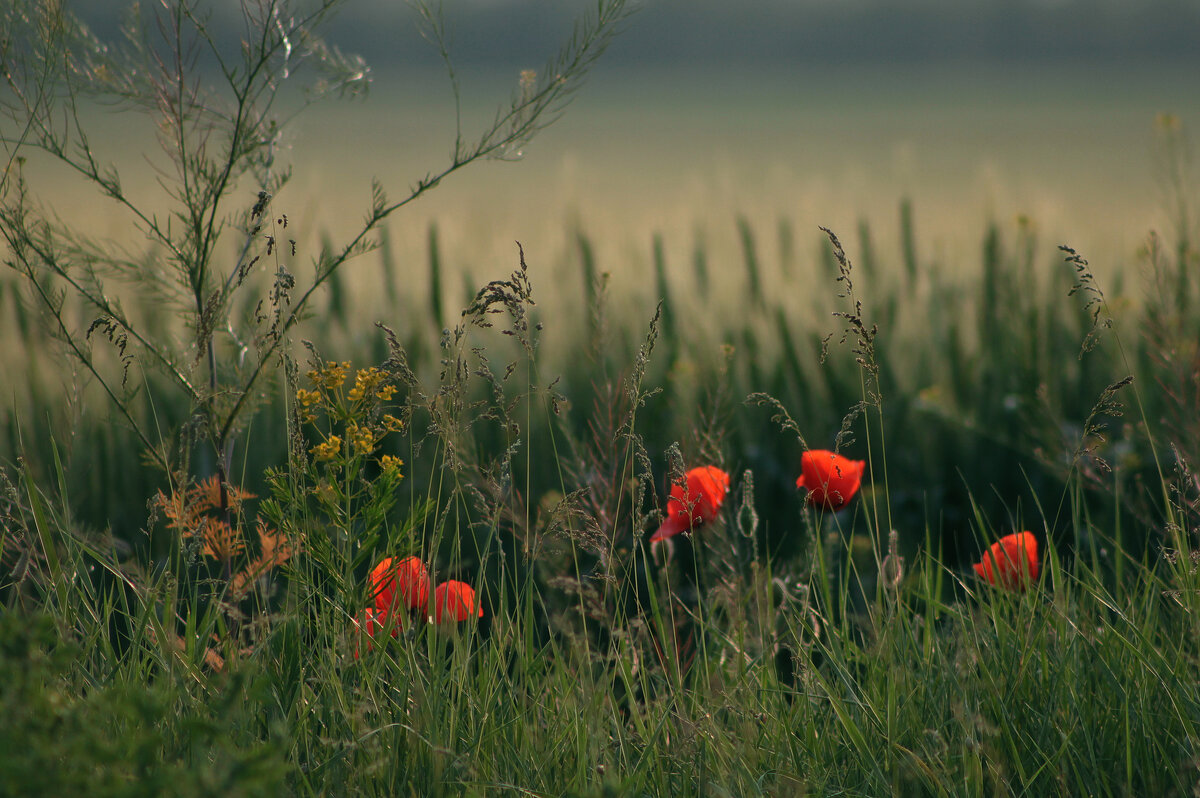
<box><xmin>346</xmin><ymin>421</ymin><xmax>376</xmax><ymax>454</ymax></box>
<box><xmin>348</xmin><ymin>367</ymin><xmax>386</xmax><ymax>402</ymax></box>
<box><xmin>296</xmin><ymin>388</ymin><xmax>322</xmax><ymax>407</ymax></box>
<box><xmin>311</xmin><ymin>435</ymin><xmax>342</xmax><ymax>461</ymax></box>
<box><xmin>309</xmin><ymin>360</ymin><xmax>349</xmax><ymax>391</ymax></box>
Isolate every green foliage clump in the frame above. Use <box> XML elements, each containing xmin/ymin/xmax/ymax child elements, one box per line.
<box><xmin>0</xmin><ymin>613</ymin><xmax>289</xmax><ymax>797</ymax></box>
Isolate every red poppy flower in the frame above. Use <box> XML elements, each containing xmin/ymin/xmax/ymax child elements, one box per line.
<box><xmin>370</xmin><ymin>556</ymin><xmax>431</xmax><ymax>613</ymax></box>
<box><xmin>434</xmin><ymin>580</ymin><xmax>483</xmax><ymax>624</ymax></box>
<box><xmin>794</xmin><ymin>450</ymin><xmax>865</xmax><ymax>511</ymax></box>
<box><xmin>353</xmin><ymin>607</ymin><xmax>400</xmax><ymax>658</ymax></box>
<box><xmin>650</xmin><ymin>465</ymin><xmax>731</xmax><ymax>542</ymax></box>
<box><xmin>973</xmin><ymin>531</ymin><xmax>1039</xmax><ymax>591</ymax></box>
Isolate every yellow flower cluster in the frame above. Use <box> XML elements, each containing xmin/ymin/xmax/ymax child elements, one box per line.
<box><xmin>311</xmin><ymin>435</ymin><xmax>342</xmax><ymax>461</ymax></box>
<box><xmin>296</xmin><ymin>388</ymin><xmax>322</xmax><ymax>407</ymax></box>
<box><xmin>379</xmin><ymin>455</ymin><xmax>404</xmax><ymax>475</ymax></box>
<box><xmin>296</xmin><ymin>388</ymin><xmax>322</xmax><ymax>423</ymax></box>
<box><xmin>346</xmin><ymin>420</ymin><xmax>378</xmax><ymax>455</ymax></box>
<box><xmin>347</xmin><ymin>367</ymin><xmax>392</xmax><ymax>403</ymax></box>
<box><xmin>308</xmin><ymin>361</ymin><xmax>350</xmax><ymax>391</ymax></box>
<box><xmin>298</xmin><ymin>360</ymin><xmax>404</xmax><ymax>472</ymax></box>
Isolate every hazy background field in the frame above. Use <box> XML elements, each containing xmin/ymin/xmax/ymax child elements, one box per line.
<box><xmin>34</xmin><ymin>0</ymin><xmax>1200</xmax><ymax>319</ymax></box>
<box><xmin>292</xmin><ymin>60</ymin><xmax>1194</xmax><ymax>295</ymax></box>
<box><xmin>24</xmin><ymin>62</ymin><xmax>1200</xmax><ymax>367</ymax></box>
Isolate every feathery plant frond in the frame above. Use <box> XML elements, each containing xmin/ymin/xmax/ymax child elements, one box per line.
<box><xmin>1</xmin><ymin>0</ymin><xmax>633</xmax><ymax>490</ymax></box>
<box><xmin>1061</xmin><ymin>244</ymin><xmax>1113</xmax><ymax>358</ymax></box>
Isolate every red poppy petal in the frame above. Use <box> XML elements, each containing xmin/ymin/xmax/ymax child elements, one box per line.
<box><xmin>651</xmin><ymin>513</ymin><xmax>692</xmax><ymax>542</ymax></box>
